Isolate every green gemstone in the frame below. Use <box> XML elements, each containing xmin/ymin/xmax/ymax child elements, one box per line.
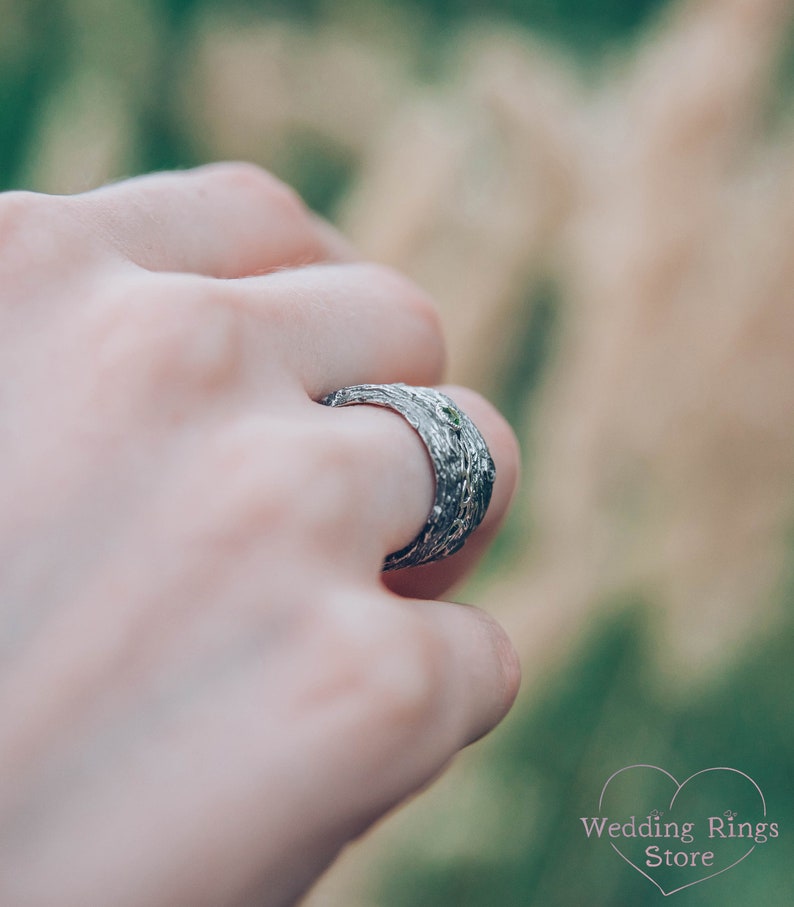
<box><xmin>439</xmin><ymin>403</ymin><xmax>462</xmax><ymax>430</ymax></box>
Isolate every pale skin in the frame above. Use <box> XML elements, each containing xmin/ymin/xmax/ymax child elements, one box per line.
<box><xmin>0</xmin><ymin>163</ymin><xmax>521</xmax><ymax>907</ymax></box>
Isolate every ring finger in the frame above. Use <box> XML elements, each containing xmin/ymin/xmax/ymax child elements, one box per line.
<box><xmin>313</xmin><ymin>385</ymin><xmax>519</xmax><ymax>587</ymax></box>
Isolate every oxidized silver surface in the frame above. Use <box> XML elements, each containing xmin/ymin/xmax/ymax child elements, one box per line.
<box><xmin>320</xmin><ymin>383</ymin><xmax>496</xmax><ymax>571</ymax></box>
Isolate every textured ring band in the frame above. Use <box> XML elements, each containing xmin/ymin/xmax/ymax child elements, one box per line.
<box><xmin>320</xmin><ymin>383</ymin><xmax>496</xmax><ymax>571</ymax></box>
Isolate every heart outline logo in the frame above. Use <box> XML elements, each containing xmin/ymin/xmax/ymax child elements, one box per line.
<box><xmin>598</xmin><ymin>764</ymin><xmax>766</xmax><ymax>896</ymax></box>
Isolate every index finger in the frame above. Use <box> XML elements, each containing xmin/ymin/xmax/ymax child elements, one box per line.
<box><xmin>66</xmin><ymin>162</ymin><xmax>356</xmax><ymax>278</ymax></box>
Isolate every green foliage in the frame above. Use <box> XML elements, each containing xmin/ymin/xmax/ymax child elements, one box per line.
<box><xmin>400</xmin><ymin>0</ymin><xmax>670</xmax><ymax>53</ymax></box>
<box><xmin>495</xmin><ymin>280</ymin><xmax>559</xmax><ymax>433</ymax></box>
<box><xmin>271</xmin><ymin>130</ymin><xmax>356</xmax><ymax>218</ymax></box>
<box><xmin>0</xmin><ymin>2</ymin><xmax>70</xmax><ymax>189</ymax></box>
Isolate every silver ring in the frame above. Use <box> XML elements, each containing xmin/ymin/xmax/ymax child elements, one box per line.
<box><xmin>320</xmin><ymin>383</ymin><xmax>496</xmax><ymax>571</ymax></box>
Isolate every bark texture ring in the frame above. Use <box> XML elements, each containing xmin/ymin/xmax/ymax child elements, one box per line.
<box><xmin>321</xmin><ymin>383</ymin><xmax>496</xmax><ymax>571</ymax></box>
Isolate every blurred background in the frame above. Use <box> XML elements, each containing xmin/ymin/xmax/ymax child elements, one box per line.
<box><xmin>2</xmin><ymin>0</ymin><xmax>793</xmax><ymax>903</ymax></box>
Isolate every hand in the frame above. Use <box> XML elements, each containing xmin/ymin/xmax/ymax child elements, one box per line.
<box><xmin>0</xmin><ymin>163</ymin><xmax>520</xmax><ymax>907</ymax></box>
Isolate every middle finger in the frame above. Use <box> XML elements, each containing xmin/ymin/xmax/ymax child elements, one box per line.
<box><xmin>172</xmin><ymin>262</ymin><xmax>447</xmax><ymax>397</ymax></box>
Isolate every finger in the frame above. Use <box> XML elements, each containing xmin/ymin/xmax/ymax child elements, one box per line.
<box><xmin>187</xmin><ymin>261</ymin><xmax>447</xmax><ymax>397</ymax></box>
<box><xmin>382</xmin><ymin>386</ymin><xmax>520</xmax><ymax>600</ymax></box>
<box><xmin>313</xmin><ymin>400</ymin><xmax>438</xmax><ymax>566</ymax></box>
<box><xmin>325</xmin><ymin>592</ymin><xmax>521</xmax><ymax>821</ymax></box>
<box><xmin>65</xmin><ymin>162</ymin><xmax>356</xmax><ymax>278</ymax></box>
<box><xmin>309</xmin><ymin>384</ymin><xmax>517</xmax><ymax>584</ymax></box>
<box><xmin>406</xmin><ymin>596</ymin><xmax>522</xmax><ymax>747</ymax></box>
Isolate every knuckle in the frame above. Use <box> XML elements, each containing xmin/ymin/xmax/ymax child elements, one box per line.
<box><xmin>190</xmin><ymin>415</ymin><xmax>299</xmax><ymax>534</ymax></box>
<box><xmin>297</xmin><ymin>427</ymin><xmax>372</xmax><ymax>537</ymax></box>
<box><xmin>0</xmin><ymin>192</ymin><xmax>109</xmax><ymax>293</ymax></box>
<box><xmin>374</xmin><ymin>618</ymin><xmax>444</xmax><ymax>730</ymax></box>
<box><xmin>0</xmin><ymin>190</ymin><xmax>50</xmax><ymax>230</ymax></box>
<box><xmin>203</xmin><ymin>161</ymin><xmax>309</xmax><ymax>223</ymax></box>
<box><xmin>360</xmin><ymin>263</ymin><xmax>447</xmax><ymax>377</ymax></box>
<box><xmin>0</xmin><ymin>191</ymin><xmax>68</xmax><ymax>253</ymax></box>
<box><xmin>196</xmin><ymin>418</ymin><xmax>359</xmax><ymax>544</ymax></box>
<box><xmin>329</xmin><ymin>607</ymin><xmax>444</xmax><ymax>734</ymax></box>
<box><xmin>90</xmin><ymin>277</ymin><xmax>243</xmax><ymax>394</ymax></box>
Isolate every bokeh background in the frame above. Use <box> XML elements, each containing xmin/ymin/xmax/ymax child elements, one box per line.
<box><xmin>2</xmin><ymin>0</ymin><xmax>793</xmax><ymax>903</ymax></box>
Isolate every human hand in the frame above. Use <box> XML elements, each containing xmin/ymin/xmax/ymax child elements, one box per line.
<box><xmin>0</xmin><ymin>163</ymin><xmax>520</xmax><ymax>907</ymax></box>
